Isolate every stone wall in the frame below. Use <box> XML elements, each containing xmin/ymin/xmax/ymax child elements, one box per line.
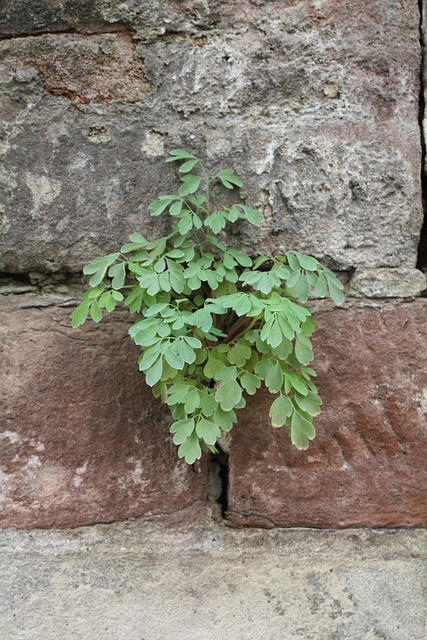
<box><xmin>1</xmin><ymin>0</ymin><xmax>426</xmax><ymax>529</ymax></box>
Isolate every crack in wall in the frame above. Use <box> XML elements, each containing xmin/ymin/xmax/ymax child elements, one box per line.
<box><xmin>417</xmin><ymin>0</ymin><xmax>427</xmax><ymax>272</ymax></box>
<box><xmin>0</xmin><ymin>24</ymin><xmax>132</xmax><ymax>42</ymax></box>
<box><xmin>207</xmin><ymin>445</ymin><xmax>229</xmax><ymax>521</ymax></box>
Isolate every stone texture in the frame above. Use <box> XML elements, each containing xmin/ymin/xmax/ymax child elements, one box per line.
<box><xmin>0</xmin><ymin>523</ymin><xmax>426</xmax><ymax>640</ymax></box>
<box><xmin>226</xmin><ymin>299</ymin><xmax>427</xmax><ymax>529</ymax></box>
<box><xmin>0</xmin><ymin>293</ymin><xmax>208</xmax><ymax>528</ymax></box>
<box><xmin>350</xmin><ymin>268</ymin><xmax>427</xmax><ymax>298</ymax></box>
<box><xmin>0</xmin><ymin>0</ymin><xmax>422</xmax><ymax>274</ymax></box>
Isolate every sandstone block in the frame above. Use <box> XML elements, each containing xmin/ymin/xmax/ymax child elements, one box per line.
<box><xmin>0</xmin><ymin>0</ymin><xmax>422</xmax><ymax>273</ymax></box>
<box><xmin>226</xmin><ymin>300</ymin><xmax>427</xmax><ymax>528</ymax></box>
<box><xmin>350</xmin><ymin>268</ymin><xmax>427</xmax><ymax>298</ymax></box>
<box><xmin>0</xmin><ymin>294</ymin><xmax>207</xmax><ymax>528</ymax></box>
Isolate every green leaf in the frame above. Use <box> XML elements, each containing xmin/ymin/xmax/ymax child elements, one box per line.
<box><xmin>301</xmin><ymin>316</ymin><xmax>316</xmax><ymax>337</ymax></box>
<box><xmin>129</xmin><ymin>232</ymin><xmax>147</xmax><ymax>244</ymax></box>
<box><xmin>285</xmin><ymin>371</ymin><xmax>308</xmax><ymax>396</ymax></box>
<box><xmin>167</xmin><ymin>149</ymin><xmax>196</xmax><ymax>162</ymax></box>
<box><xmin>287</xmin><ymin>270</ymin><xmax>301</xmax><ymax>289</ymax></box>
<box><xmin>253</xmin><ymin>255</ymin><xmax>272</xmax><ymax>270</ymax></box>
<box><xmin>291</xmin><ymin>409</ymin><xmax>316</xmax><ymax>450</ymax></box>
<box><xmin>145</xmin><ymin>359</ymin><xmax>163</xmax><ymax>386</ymax></box>
<box><xmin>269</xmin><ymin>394</ymin><xmax>293</xmax><ymax>427</ymax></box>
<box><xmin>277</xmin><ymin>315</ymin><xmax>295</xmax><ymax>341</ymax></box>
<box><xmin>178</xmin><ymin>214</ymin><xmax>193</xmax><ymax>235</ymax></box>
<box><xmin>213</xmin><ymin>406</ymin><xmax>236</xmax><ymax>432</ymax></box>
<box><xmin>204</xmin><ymin>213</ymin><xmax>226</xmax><ymax>234</ymax></box>
<box><xmin>125</xmin><ymin>287</ymin><xmax>145</xmax><ymax>314</ymax></box>
<box><xmin>240</xmin><ymin>372</ymin><xmax>261</xmax><ymax>395</ymax></box>
<box><xmin>144</xmin><ymin>303</ymin><xmax>169</xmax><ymax>317</ymax></box>
<box><xmin>184</xmin><ymin>336</ymin><xmax>203</xmax><ymax>349</ymax></box>
<box><xmin>204</xmin><ymin>357</ymin><xmax>226</xmax><ymax>379</ymax></box>
<box><xmin>178</xmin><ymin>174</ymin><xmax>202</xmax><ymax>196</ymax></box>
<box><xmin>293</xmin><ymin>391</ymin><xmax>322</xmax><ymax>417</ymax></box>
<box><xmin>265</xmin><ymin>362</ymin><xmax>283</xmax><ymax>393</ymax></box>
<box><xmin>170</xmin><ymin>418</ymin><xmax>195</xmax><ymax>445</ymax></box>
<box><xmin>164</xmin><ymin>349</ymin><xmax>185</xmax><ymax>370</ymax></box>
<box><xmin>71</xmin><ymin>302</ymin><xmax>91</xmax><ymax>328</ymax></box>
<box><xmin>215</xmin><ymin>380</ymin><xmax>242</xmax><ymax>411</ymax></box>
<box><xmin>294</xmin><ymin>252</ymin><xmax>319</xmax><ymax>271</ymax></box>
<box><xmin>177</xmin><ymin>339</ymin><xmax>197</xmax><ymax>364</ymax></box>
<box><xmin>216</xmin><ymin>169</ymin><xmax>243</xmax><ymax>189</ymax></box>
<box><xmin>192</xmin><ymin>308</ymin><xmax>213</xmax><ymax>332</ymax></box>
<box><xmin>139</xmin><ymin>349</ymin><xmax>161</xmax><ymax>371</ymax></box>
<box><xmin>255</xmin><ymin>358</ymin><xmax>274</xmax><ymax>380</ymax></box>
<box><xmin>228</xmin><ymin>249</ymin><xmax>252</xmax><ymax>267</ymax></box>
<box><xmin>90</xmin><ymin>301</ymin><xmax>102</xmax><ymax>323</ymax></box>
<box><xmin>315</xmin><ymin>272</ymin><xmax>328</xmax><ymax>297</ymax></box>
<box><xmin>240</xmin><ymin>205</ymin><xmax>263</xmax><ymax>226</ymax></box>
<box><xmin>184</xmin><ymin>388</ymin><xmax>200</xmax><ymax>413</ymax></box>
<box><xmin>267</xmin><ymin>319</ymin><xmax>283</xmax><ymax>349</ymax></box>
<box><xmin>88</xmin><ymin>286</ymin><xmax>105</xmax><ymax>299</ymax></box>
<box><xmin>196</xmin><ymin>418</ymin><xmax>221</xmax><ymax>445</ymax></box>
<box><xmin>108</xmin><ymin>263</ymin><xmax>126</xmax><ymax>289</ymax></box>
<box><xmin>200</xmin><ymin>393</ymin><xmax>218</xmax><ymax>417</ymax></box>
<box><xmin>147</xmin><ymin>275</ymin><xmax>161</xmax><ymax>296</ymax></box>
<box><xmin>84</xmin><ymin>253</ymin><xmax>121</xmax><ymax>287</ymax></box>
<box><xmin>179</xmin><ymin>159</ymin><xmax>198</xmax><ymax>173</ymax></box>
<box><xmin>227</xmin><ymin>343</ymin><xmax>251</xmax><ymax>367</ymax></box>
<box><xmin>178</xmin><ymin>431</ymin><xmax>202</xmax><ymax>464</ymax></box>
<box><xmin>295</xmin><ymin>275</ymin><xmax>310</xmax><ymax>302</ymax></box>
<box><xmin>286</xmin><ymin>252</ymin><xmax>300</xmax><ymax>272</ymax></box>
<box><xmin>256</xmin><ymin>272</ymin><xmax>276</xmax><ymax>294</ymax></box>
<box><xmin>327</xmin><ymin>278</ymin><xmax>345</xmax><ymax>305</ymax></box>
<box><xmin>295</xmin><ymin>334</ymin><xmax>314</xmax><ymax>365</ymax></box>
<box><xmin>149</xmin><ymin>196</ymin><xmax>177</xmax><ymax>217</ymax></box>
<box><xmin>154</xmin><ymin>257</ymin><xmax>166</xmax><ymax>273</ymax></box>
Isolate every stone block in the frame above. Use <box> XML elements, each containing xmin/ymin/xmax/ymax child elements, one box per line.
<box><xmin>0</xmin><ymin>294</ymin><xmax>207</xmax><ymax>528</ymax></box>
<box><xmin>0</xmin><ymin>0</ymin><xmax>422</xmax><ymax>274</ymax></box>
<box><xmin>0</xmin><ymin>524</ymin><xmax>426</xmax><ymax>640</ymax></box>
<box><xmin>226</xmin><ymin>300</ymin><xmax>427</xmax><ymax>528</ymax></box>
<box><xmin>350</xmin><ymin>268</ymin><xmax>427</xmax><ymax>298</ymax></box>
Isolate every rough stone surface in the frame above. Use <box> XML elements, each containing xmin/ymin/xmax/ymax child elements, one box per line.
<box><xmin>0</xmin><ymin>523</ymin><xmax>426</xmax><ymax>640</ymax></box>
<box><xmin>226</xmin><ymin>299</ymin><xmax>427</xmax><ymax>529</ymax></box>
<box><xmin>350</xmin><ymin>268</ymin><xmax>427</xmax><ymax>298</ymax></box>
<box><xmin>0</xmin><ymin>294</ymin><xmax>208</xmax><ymax>528</ymax></box>
<box><xmin>0</xmin><ymin>0</ymin><xmax>422</xmax><ymax>274</ymax></box>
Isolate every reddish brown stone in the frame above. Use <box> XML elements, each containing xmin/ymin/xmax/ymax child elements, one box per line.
<box><xmin>227</xmin><ymin>300</ymin><xmax>427</xmax><ymax>528</ymax></box>
<box><xmin>0</xmin><ymin>294</ymin><xmax>208</xmax><ymax>528</ymax></box>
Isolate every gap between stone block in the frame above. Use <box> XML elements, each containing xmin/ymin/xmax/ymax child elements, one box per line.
<box><xmin>207</xmin><ymin>445</ymin><xmax>229</xmax><ymax>521</ymax></box>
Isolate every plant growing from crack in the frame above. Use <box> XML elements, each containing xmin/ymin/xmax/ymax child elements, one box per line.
<box><xmin>72</xmin><ymin>149</ymin><xmax>344</xmax><ymax>464</ymax></box>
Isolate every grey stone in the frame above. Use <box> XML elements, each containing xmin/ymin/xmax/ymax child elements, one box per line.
<box><xmin>0</xmin><ymin>523</ymin><xmax>426</xmax><ymax>640</ymax></box>
<box><xmin>350</xmin><ymin>268</ymin><xmax>427</xmax><ymax>298</ymax></box>
<box><xmin>0</xmin><ymin>0</ymin><xmax>423</xmax><ymax>274</ymax></box>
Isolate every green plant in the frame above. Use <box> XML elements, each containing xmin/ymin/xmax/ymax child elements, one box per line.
<box><xmin>71</xmin><ymin>149</ymin><xmax>344</xmax><ymax>464</ymax></box>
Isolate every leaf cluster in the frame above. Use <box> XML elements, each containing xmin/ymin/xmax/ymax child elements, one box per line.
<box><xmin>72</xmin><ymin>149</ymin><xmax>344</xmax><ymax>464</ymax></box>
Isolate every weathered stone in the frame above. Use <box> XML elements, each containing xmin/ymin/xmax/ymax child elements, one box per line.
<box><xmin>0</xmin><ymin>523</ymin><xmax>426</xmax><ymax>640</ymax></box>
<box><xmin>0</xmin><ymin>0</ymin><xmax>422</xmax><ymax>273</ymax></box>
<box><xmin>350</xmin><ymin>268</ymin><xmax>427</xmax><ymax>298</ymax></box>
<box><xmin>0</xmin><ymin>294</ymin><xmax>208</xmax><ymax>528</ymax></box>
<box><xmin>226</xmin><ymin>299</ymin><xmax>427</xmax><ymax>528</ymax></box>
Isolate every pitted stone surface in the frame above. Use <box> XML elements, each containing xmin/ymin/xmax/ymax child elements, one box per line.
<box><xmin>0</xmin><ymin>294</ymin><xmax>207</xmax><ymax>528</ymax></box>
<box><xmin>226</xmin><ymin>299</ymin><xmax>427</xmax><ymax>529</ymax></box>
<box><xmin>0</xmin><ymin>523</ymin><xmax>426</xmax><ymax>640</ymax></box>
<box><xmin>0</xmin><ymin>0</ymin><xmax>422</xmax><ymax>274</ymax></box>
<box><xmin>350</xmin><ymin>268</ymin><xmax>427</xmax><ymax>298</ymax></box>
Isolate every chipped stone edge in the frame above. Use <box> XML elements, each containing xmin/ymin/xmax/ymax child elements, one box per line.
<box><xmin>0</xmin><ymin>521</ymin><xmax>426</xmax><ymax>561</ymax></box>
